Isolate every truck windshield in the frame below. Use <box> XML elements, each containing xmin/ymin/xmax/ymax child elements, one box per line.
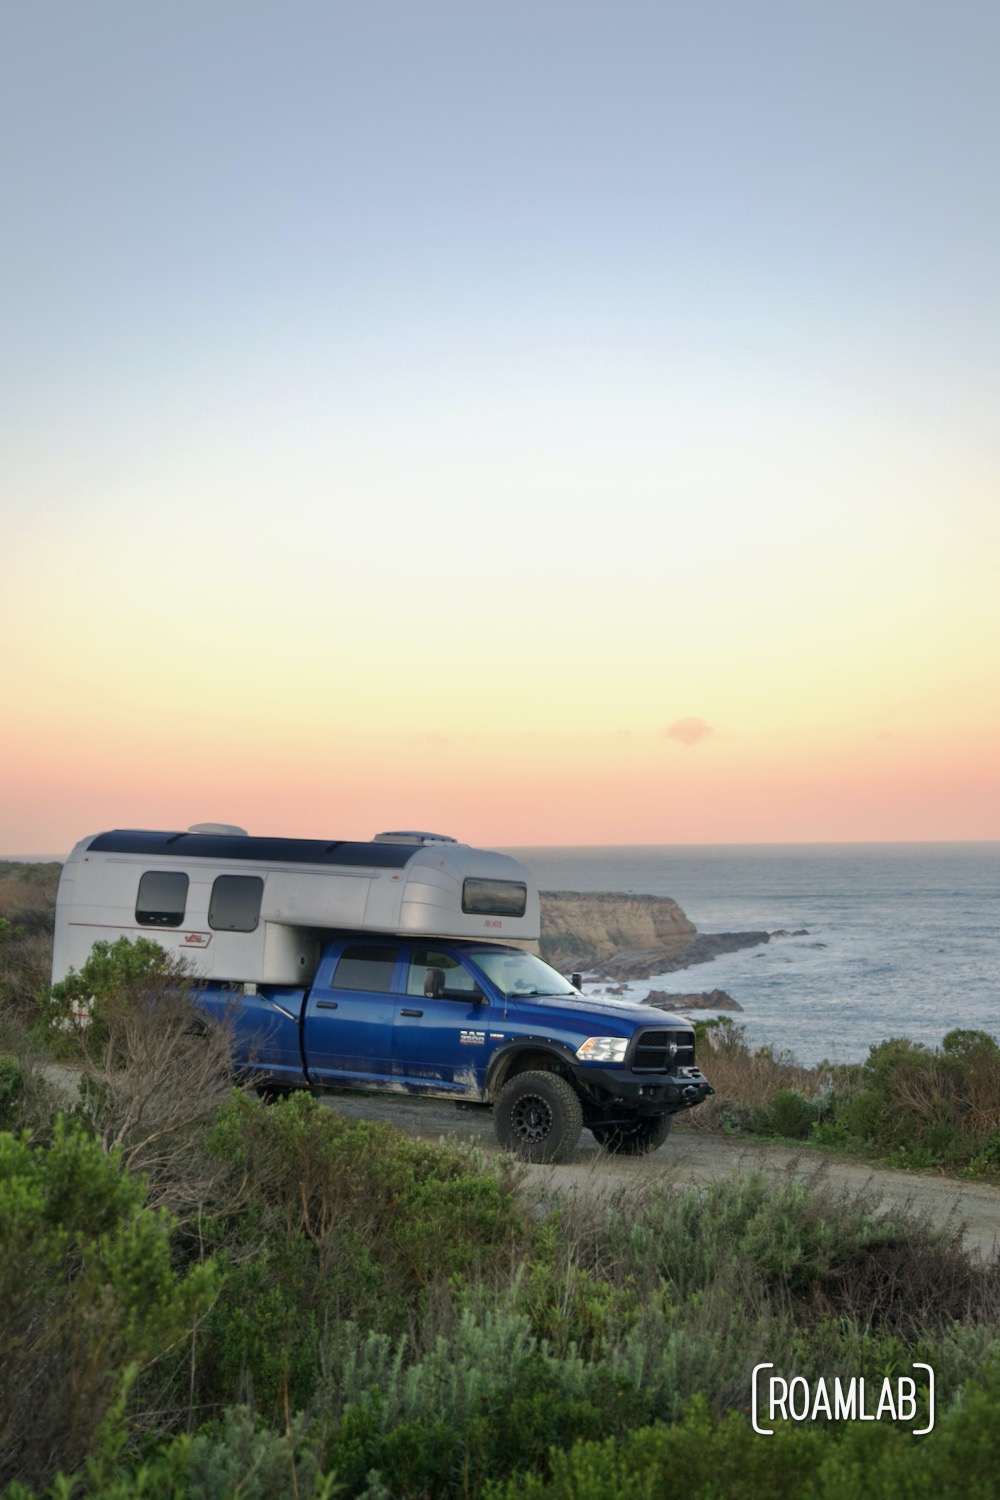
<box><xmin>471</xmin><ymin>950</ymin><xmax>576</xmax><ymax>1000</ymax></box>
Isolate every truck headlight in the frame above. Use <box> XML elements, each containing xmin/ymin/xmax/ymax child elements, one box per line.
<box><xmin>575</xmin><ymin>1036</ymin><xmax>629</xmax><ymax>1064</ymax></box>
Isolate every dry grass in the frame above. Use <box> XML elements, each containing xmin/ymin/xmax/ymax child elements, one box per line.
<box><xmin>872</xmin><ymin>1034</ymin><xmax>1000</xmax><ymax>1147</ymax></box>
<box><xmin>71</xmin><ymin>980</ymin><xmax>243</xmax><ymax>1217</ymax></box>
<box><xmin>0</xmin><ymin>860</ymin><xmax>60</xmax><ymax>920</ymax></box>
<box><xmin>0</xmin><ymin>861</ymin><xmax>59</xmax><ymax>1026</ymax></box>
<box><xmin>684</xmin><ymin>1019</ymin><xmax>828</xmax><ymax>1131</ymax></box>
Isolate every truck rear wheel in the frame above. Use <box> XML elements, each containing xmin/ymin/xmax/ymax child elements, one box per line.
<box><xmin>494</xmin><ymin>1071</ymin><xmax>583</xmax><ymax>1163</ymax></box>
<box><xmin>590</xmin><ymin>1114</ymin><xmax>672</xmax><ymax>1155</ymax></box>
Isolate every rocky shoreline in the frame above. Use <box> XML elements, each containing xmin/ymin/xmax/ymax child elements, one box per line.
<box><xmin>539</xmin><ymin>889</ymin><xmax>781</xmax><ymax>982</ymax></box>
<box><xmin>590</xmin><ymin>929</ymin><xmax>772</xmax><ymax>981</ymax></box>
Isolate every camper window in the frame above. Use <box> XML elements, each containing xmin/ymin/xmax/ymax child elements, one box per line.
<box><xmin>462</xmin><ymin>878</ymin><xmax>527</xmax><ymax>917</ymax></box>
<box><xmin>136</xmin><ymin>870</ymin><xmax>189</xmax><ymax>927</ymax></box>
<box><xmin>208</xmin><ymin>875</ymin><xmax>264</xmax><ymax>932</ymax></box>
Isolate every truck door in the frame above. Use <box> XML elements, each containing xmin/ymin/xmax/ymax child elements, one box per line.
<box><xmin>392</xmin><ymin>946</ymin><xmax>496</xmax><ymax>1097</ymax></box>
<box><xmin>302</xmin><ymin>941</ymin><xmax>401</xmax><ymax>1085</ymax></box>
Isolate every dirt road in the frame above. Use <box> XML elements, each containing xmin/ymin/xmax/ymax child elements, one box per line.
<box><xmin>321</xmin><ymin>1092</ymin><xmax>1000</xmax><ymax>1260</ymax></box>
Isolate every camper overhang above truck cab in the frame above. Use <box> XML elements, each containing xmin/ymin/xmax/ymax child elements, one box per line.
<box><xmin>51</xmin><ymin>827</ymin><xmax>541</xmax><ymax>986</ymax></box>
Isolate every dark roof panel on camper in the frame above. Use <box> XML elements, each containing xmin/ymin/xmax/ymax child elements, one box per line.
<box><xmin>85</xmin><ymin>830</ymin><xmax>418</xmax><ymax>868</ymax></box>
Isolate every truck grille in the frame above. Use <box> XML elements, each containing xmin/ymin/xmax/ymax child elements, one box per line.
<box><xmin>632</xmin><ymin>1029</ymin><xmax>696</xmax><ymax>1072</ymax></box>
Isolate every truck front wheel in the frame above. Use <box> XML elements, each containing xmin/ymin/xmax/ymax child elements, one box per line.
<box><xmin>590</xmin><ymin>1114</ymin><xmax>672</xmax><ymax>1155</ymax></box>
<box><xmin>494</xmin><ymin>1071</ymin><xmax>583</xmax><ymax>1164</ymax></box>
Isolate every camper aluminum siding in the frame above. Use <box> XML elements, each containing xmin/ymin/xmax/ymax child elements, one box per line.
<box><xmin>51</xmin><ymin>830</ymin><xmax>541</xmax><ymax>985</ymax></box>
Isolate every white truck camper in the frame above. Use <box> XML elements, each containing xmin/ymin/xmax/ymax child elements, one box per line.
<box><xmin>51</xmin><ymin>824</ymin><xmax>541</xmax><ymax>986</ymax></box>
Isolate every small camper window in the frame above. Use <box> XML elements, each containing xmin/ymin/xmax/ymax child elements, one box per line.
<box><xmin>209</xmin><ymin>875</ymin><xmax>263</xmax><ymax>932</ymax></box>
<box><xmin>136</xmin><ymin>871</ymin><xmax>189</xmax><ymax>927</ymax></box>
<box><xmin>462</xmin><ymin>878</ymin><xmax>527</xmax><ymax>917</ymax></box>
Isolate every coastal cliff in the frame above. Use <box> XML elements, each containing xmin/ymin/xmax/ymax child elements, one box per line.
<box><xmin>539</xmin><ymin>890</ymin><xmax>769</xmax><ymax>981</ymax></box>
<box><xmin>539</xmin><ymin>891</ymin><xmax>695</xmax><ymax>965</ymax></box>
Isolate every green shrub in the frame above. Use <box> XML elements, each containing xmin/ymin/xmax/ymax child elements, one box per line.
<box><xmin>756</xmin><ymin>1088</ymin><xmax>817</xmax><ymax>1139</ymax></box>
<box><xmin>482</xmin><ymin>1396</ymin><xmax>830</xmax><ymax>1499</ymax></box>
<box><xmin>827</xmin><ymin>1030</ymin><xmax>1000</xmax><ymax>1171</ymax></box>
<box><xmin>0</xmin><ymin>1054</ymin><xmax>22</xmax><ymax>1129</ymax></box>
<box><xmin>480</xmin><ymin>1366</ymin><xmax>1000</xmax><ymax>1500</ymax></box>
<box><xmin>44</xmin><ymin>935</ymin><xmax>175</xmax><ymax>1046</ymax></box>
<box><xmin>0</xmin><ymin>909</ymin><xmax>53</xmax><ymax>1030</ymax></box>
<box><xmin>0</xmin><ymin>1117</ymin><xmax>219</xmax><ymax>1492</ymax></box>
<box><xmin>318</xmin><ymin>1303</ymin><xmax>647</xmax><ymax>1496</ymax></box>
<box><xmin>941</xmin><ymin>1029</ymin><xmax>1000</xmax><ymax>1063</ymax></box>
<box><xmin>193</xmin><ymin>1092</ymin><xmax>527</xmax><ymax>1422</ymax></box>
<box><xmin>3</xmin><ymin>1406</ymin><xmax>337</xmax><ymax>1499</ymax></box>
<box><xmin>607</xmin><ymin>1171</ymin><xmax>992</xmax><ymax>1336</ymax></box>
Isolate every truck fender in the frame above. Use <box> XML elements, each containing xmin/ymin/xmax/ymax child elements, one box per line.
<box><xmin>485</xmin><ymin>1039</ymin><xmax>580</xmax><ymax>1100</ymax></box>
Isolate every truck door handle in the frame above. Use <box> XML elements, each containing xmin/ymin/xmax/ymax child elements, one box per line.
<box><xmin>400</xmin><ymin>1008</ymin><xmax>423</xmax><ymax>1017</ymax></box>
<box><xmin>316</xmin><ymin>1000</ymin><xmax>339</xmax><ymax>1010</ymax></box>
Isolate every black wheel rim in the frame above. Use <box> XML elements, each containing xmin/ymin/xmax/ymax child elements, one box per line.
<box><xmin>510</xmin><ymin>1092</ymin><xmax>554</xmax><ymax>1144</ymax></box>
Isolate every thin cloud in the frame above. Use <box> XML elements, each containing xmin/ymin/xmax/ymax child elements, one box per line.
<box><xmin>664</xmin><ymin>717</ymin><xmax>714</xmax><ymax>747</ymax></box>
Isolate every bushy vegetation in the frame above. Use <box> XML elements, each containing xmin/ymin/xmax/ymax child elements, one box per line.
<box><xmin>3</xmin><ymin>1092</ymin><xmax>1000</xmax><ymax>1496</ymax></box>
<box><xmin>0</xmin><ymin>1118</ymin><xmax>219</xmax><ymax>1489</ymax></box>
<box><xmin>4</xmin><ymin>861</ymin><xmax>1000</xmax><ymax>1494</ymax></box>
<box><xmin>817</xmin><ymin>1031</ymin><xmax>1000</xmax><ymax>1172</ymax></box>
<box><xmin>688</xmin><ymin>1017</ymin><xmax>1000</xmax><ymax>1175</ymax></box>
<box><xmin>686</xmin><ymin>1017</ymin><xmax>829</xmax><ymax>1136</ymax></box>
<box><xmin>0</xmin><ymin>863</ymin><xmax>59</xmax><ymax>1028</ymax></box>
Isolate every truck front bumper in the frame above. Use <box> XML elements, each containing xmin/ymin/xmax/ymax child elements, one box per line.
<box><xmin>571</xmin><ymin>1064</ymin><xmax>715</xmax><ymax>1117</ymax></box>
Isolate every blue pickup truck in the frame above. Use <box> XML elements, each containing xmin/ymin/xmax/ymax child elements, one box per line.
<box><xmin>53</xmin><ymin>825</ymin><xmax>714</xmax><ymax>1162</ymax></box>
<box><xmin>194</xmin><ymin>935</ymin><xmax>714</xmax><ymax>1160</ymax></box>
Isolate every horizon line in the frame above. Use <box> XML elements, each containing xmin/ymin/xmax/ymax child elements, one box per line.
<box><xmin>3</xmin><ymin>836</ymin><xmax>1000</xmax><ymax>864</ymax></box>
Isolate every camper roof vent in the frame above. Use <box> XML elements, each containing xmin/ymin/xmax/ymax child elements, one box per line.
<box><xmin>373</xmin><ymin>830</ymin><xmax>458</xmax><ymax>845</ymax></box>
<box><xmin>188</xmin><ymin>823</ymin><xmax>249</xmax><ymax>836</ymax></box>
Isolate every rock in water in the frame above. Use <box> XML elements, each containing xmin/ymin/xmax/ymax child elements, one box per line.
<box><xmin>643</xmin><ymin>988</ymin><xmax>742</xmax><ymax>1012</ymax></box>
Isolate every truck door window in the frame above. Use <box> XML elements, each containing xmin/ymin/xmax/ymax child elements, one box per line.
<box><xmin>209</xmin><ymin>875</ymin><xmax>264</xmax><ymax>932</ymax></box>
<box><xmin>407</xmin><ymin>950</ymin><xmax>476</xmax><ymax>997</ymax></box>
<box><xmin>135</xmin><ymin>870</ymin><xmax>189</xmax><ymax>927</ymax></box>
<box><xmin>331</xmin><ymin>944</ymin><xmax>399</xmax><ymax>992</ymax></box>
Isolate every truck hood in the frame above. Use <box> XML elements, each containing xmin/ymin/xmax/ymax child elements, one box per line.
<box><xmin>509</xmin><ymin>994</ymin><xmax>690</xmax><ymax>1034</ymax></box>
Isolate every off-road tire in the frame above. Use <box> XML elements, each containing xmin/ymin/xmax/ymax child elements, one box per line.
<box><xmin>494</xmin><ymin>1070</ymin><xmax>584</xmax><ymax>1163</ymax></box>
<box><xmin>590</xmin><ymin>1113</ymin><xmax>672</xmax><ymax>1156</ymax></box>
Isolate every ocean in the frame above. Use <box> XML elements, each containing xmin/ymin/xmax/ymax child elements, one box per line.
<box><xmin>504</xmin><ymin>844</ymin><xmax>1000</xmax><ymax>1068</ymax></box>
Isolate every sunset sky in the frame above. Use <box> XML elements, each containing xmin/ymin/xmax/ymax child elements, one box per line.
<box><xmin>3</xmin><ymin>1</ymin><xmax>999</xmax><ymax>853</ymax></box>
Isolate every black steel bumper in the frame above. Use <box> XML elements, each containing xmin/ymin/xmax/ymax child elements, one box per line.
<box><xmin>571</xmin><ymin>1064</ymin><xmax>715</xmax><ymax>1117</ymax></box>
